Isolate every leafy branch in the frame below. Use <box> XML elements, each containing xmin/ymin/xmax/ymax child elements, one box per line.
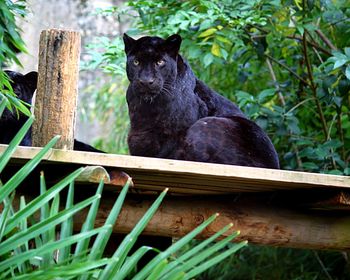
<box><xmin>301</xmin><ymin>32</ymin><xmax>328</xmax><ymax>140</ymax></box>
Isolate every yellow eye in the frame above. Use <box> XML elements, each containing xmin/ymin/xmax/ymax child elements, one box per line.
<box><xmin>156</xmin><ymin>60</ymin><xmax>165</xmax><ymax>66</ymax></box>
<box><xmin>133</xmin><ymin>59</ymin><xmax>139</xmax><ymax>66</ymax></box>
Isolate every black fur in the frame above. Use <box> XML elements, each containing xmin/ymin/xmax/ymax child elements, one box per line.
<box><xmin>124</xmin><ymin>34</ymin><xmax>279</xmax><ymax>168</ymax></box>
<box><xmin>0</xmin><ymin>70</ymin><xmax>103</xmax><ymax>153</ymax></box>
<box><xmin>0</xmin><ymin>71</ymin><xmax>37</xmax><ymax>146</ymax></box>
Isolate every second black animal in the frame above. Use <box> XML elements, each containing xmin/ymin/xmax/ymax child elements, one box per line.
<box><xmin>0</xmin><ymin>70</ymin><xmax>103</xmax><ymax>153</ymax></box>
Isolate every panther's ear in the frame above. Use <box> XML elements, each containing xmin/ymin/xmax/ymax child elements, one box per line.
<box><xmin>123</xmin><ymin>33</ymin><xmax>136</xmax><ymax>54</ymax></box>
<box><xmin>164</xmin><ymin>34</ymin><xmax>182</xmax><ymax>57</ymax></box>
<box><xmin>24</xmin><ymin>71</ymin><xmax>38</xmax><ymax>94</ymax></box>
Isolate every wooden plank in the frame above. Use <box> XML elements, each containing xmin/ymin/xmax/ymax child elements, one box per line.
<box><xmin>128</xmin><ymin>183</ymin><xmax>227</xmax><ymax>195</ymax></box>
<box><xmin>71</xmin><ymin>194</ymin><xmax>350</xmax><ymax>250</ymax></box>
<box><xmin>131</xmin><ymin>173</ymin><xmax>280</xmax><ymax>192</ymax></box>
<box><xmin>33</xmin><ymin>29</ymin><xmax>81</xmax><ymax>149</ymax></box>
<box><xmin>1</xmin><ymin>145</ymin><xmax>349</xmax><ymax>193</ymax></box>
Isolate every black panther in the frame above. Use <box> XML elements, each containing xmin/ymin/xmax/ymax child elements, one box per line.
<box><xmin>123</xmin><ymin>34</ymin><xmax>279</xmax><ymax>168</ymax></box>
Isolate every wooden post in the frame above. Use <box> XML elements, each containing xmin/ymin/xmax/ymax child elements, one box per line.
<box><xmin>32</xmin><ymin>29</ymin><xmax>81</xmax><ymax>149</ymax></box>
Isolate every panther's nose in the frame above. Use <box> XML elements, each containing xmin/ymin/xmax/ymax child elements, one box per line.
<box><xmin>138</xmin><ymin>78</ymin><xmax>155</xmax><ymax>86</ymax></box>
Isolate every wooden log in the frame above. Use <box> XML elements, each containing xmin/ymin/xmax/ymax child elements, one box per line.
<box><xmin>32</xmin><ymin>29</ymin><xmax>81</xmax><ymax>149</ymax></box>
<box><xmin>73</xmin><ymin>194</ymin><xmax>350</xmax><ymax>250</ymax></box>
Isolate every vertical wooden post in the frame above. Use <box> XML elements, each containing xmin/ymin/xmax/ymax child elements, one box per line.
<box><xmin>32</xmin><ymin>29</ymin><xmax>81</xmax><ymax>150</ymax></box>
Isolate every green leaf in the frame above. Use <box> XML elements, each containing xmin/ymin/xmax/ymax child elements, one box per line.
<box><xmin>296</xmin><ymin>25</ymin><xmax>304</xmax><ymax>35</ymax></box>
<box><xmin>73</xmin><ymin>180</ymin><xmax>104</xmax><ymax>262</ymax></box>
<box><xmin>345</xmin><ymin>47</ymin><xmax>350</xmax><ymax>58</ymax></box>
<box><xmin>0</xmin><ymin>194</ymin><xmax>100</xmax><ymax>258</ymax></box>
<box><xmin>334</xmin><ymin>59</ymin><xmax>348</xmax><ymax>69</ymax></box>
<box><xmin>133</xmin><ymin>213</ymin><xmax>219</xmax><ymax>280</ymax></box>
<box><xmin>258</xmin><ymin>88</ymin><xmax>276</xmax><ymax>103</ymax></box>
<box><xmin>199</xmin><ymin>20</ymin><xmax>213</xmax><ymax>31</ymax></box>
<box><xmin>203</xmin><ymin>53</ymin><xmax>214</xmax><ymax>68</ymax></box>
<box><xmin>58</xmin><ymin>181</ymin><xmax>75</xmax><ymax>263</ymax></box>
<box><xmin>302</xmin><ymin>162</ymin><xmax>319</xmax><ymax>170</ymax></box>
<box><xmin>4</xmin><ymin>168</ymin><xmax>84</xmax><ymax>236</ymax></box>
<box><xmin>164</xmin><ymin>231</ymin><xmax>241</xmax><ymax>278</ymax></box>
<box><xmin>87</xmin><ymin>179</ymin><xmax>132</xmax><ymax>263</ymax></box>
<box><xmin>5</xmin><ymin>94</ymin><xmax>31</xmax><ymax>117</ymax></box>
<box><xmin>117</xmin><ymin>246</ymin><xmax>154</xmax><ymax>279</ymax></box>
<box><xmin>333</xmin><ymin>52</ymin><xmax>349</xmax><ymax>69</ymax></box>
<box><xmin>0</xmin><ymin>135</ymin><xmax>60</xmax><ymax>203</ymax></box>
<box><xmin>184</xmin><ymin>241</ymin><xmax>247</xmax><ymax>279</ymax></box>
<box><xmin>325</xmin><ymin>170</ymin><xmax>343</xmax><ymax>175</ymax></box>
<box><xmin>146</xmin><ymin>259</ymin><xmax>168</xmax><ymax>280</ymax></box>
<box><xmin>99</xmin><ymin>187</ymin><xmax>168</xmax><ymax>279</ymax></box>
<box><xmin>0</xmin><ymin>98</ymin><xmax>8</xmax><ymax>117</ymax></box>
<box><xmin>220</xmin><ymin>48</ymin><xmax>228</xmax><ymax>60</ymax></box>
<box><xmin>322</xmin><ymin>139</ymin><xmax>343</xmax><ymax>150</ymax></box>
<box><xmin>235</xmin><ymin>91</ymin><xmax>255</xmax><ymax>108</ymax></box>
<box><xmin>211</xmin><ymin>42</ymin><xmax>221</xmax><ymax>57</ymax></box>
<box><xmin>216</xmin><ymin>35</ymin><xmax>231</xmax><ymax>44</ymax></box>
<box><xmin>0</xmin><ymin>226</ymin><xmax>110</xmax><ymax>274</ymax></box>
<box><xmin>47</xmin><ymin>190</ymin><xmax>60</xmax><ymax>247</ymax></box>
<box><xmin>0</xmin><ymin>193</ymin><xmax>14</xmax><ymax>243</ymax></box>
<box><xmin>38</xmin><ymin>172</ymin><xmax>50</xmax><ymax>268</ymax></box>
<box><xmin>11</xmin><ymin>259</ymin><xmax>110</xmax><ymax>280</ymax></box>
<box><xmin>0</xmin><ymin>117</ymin><xmax>34</xmax><ymax>174</ymax></box>
<box><xmin>159</xmin><ymin>224</ymin><xmax>235</xmax><ymax>278</ymax></box>
<box><xmin>198</xmin><ymin>28</ymin><xmax>217</xmax><ymax>38</ymax></box>
<box><xmin>345</xmin><ymin>65</ymin><xmax>350</xmax><ymax>80</ymax></box>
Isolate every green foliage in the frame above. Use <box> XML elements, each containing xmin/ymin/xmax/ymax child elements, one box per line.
<box><xmin>0</xmin><ymin>97</ymin><xmax>246</xmax><ymax>279</ymax></box>
<box><xmin>0</xmin><ymin>0</ymin><xmax>30</xmax><ymax>116</ymax></box>
<box><xmin>81</xmin><ymin>36</ymin><xmax>129</xmax><ymax>154</ymax></box>
<box><xmin>81</xmin><ymin>2</ymin><xmax>350</xmax><ymax>278</ymax></box>
<box><xmin>0</xmin><ymin>0</ymin><xmax>27</xmax><ymax>66</ymax></box>
<box><xmin>197</xmin><ymin>244</ymin><xmax>349</xmax><ymax>280</ymax></box>
<box><xmin>83</xmin><ymin>0</ymin><xmax>350</xmax><ymax>174</ymax></box>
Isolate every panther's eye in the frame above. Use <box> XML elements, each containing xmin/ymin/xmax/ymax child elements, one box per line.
<box><xmin>156</xmin><ymin>59</ymin><xmax>165</xmax><ymax>66</ymax></box>
<box><xmin>133</xmin><ymin>59</ymin><xmax>139</xmax><ymax>66</ymax></box>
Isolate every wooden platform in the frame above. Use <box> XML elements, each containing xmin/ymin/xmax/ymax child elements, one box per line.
<box><xmin>2</xmin><ymin>145</ymin><xmax>349</xmax><ymax>194</ymax></box>
<box><xmin>2</xmin><ymin>144</ymin><xmax>350</xmax><ymax>250</ymax></box>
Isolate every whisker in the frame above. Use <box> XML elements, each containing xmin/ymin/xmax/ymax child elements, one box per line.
<box><xmin>161</xmin><ymin>85</ymin><xmax>174</xmax><ymax>97</ymax></box>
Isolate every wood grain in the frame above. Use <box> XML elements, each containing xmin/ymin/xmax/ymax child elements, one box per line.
<box><xmin>72</xmin><ymin>194</ymin><xmax>350</xmax><ymax>250</ymax></box>
<box><xmin>32</xmin><ymin>29</ymin><xmax>81</xmax><ymax>149</ymax></box>
<box><xmin>1</xmin><ymin>145</ymin><xmax>349</xmax><ymax>194</ymax></box>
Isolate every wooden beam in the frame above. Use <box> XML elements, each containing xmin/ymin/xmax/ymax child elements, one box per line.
<box><xmin>1</xmin><ymin>145</ymin><xmax>349</xmax><ymax>194</ymax></box>
<box><xmin>32</xmin><ymin>29</ymin><xmax>81</xmax><ymax>149</ymax></box>
<box><xmin>73</xmin><ymin>194</ymin><xmax>350</xmax><ymax>250</ymax></box>
<box><xmin>4</xmin><ymin>150</ymin><xmax>350</xmax><ymax>250</ymax></box>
